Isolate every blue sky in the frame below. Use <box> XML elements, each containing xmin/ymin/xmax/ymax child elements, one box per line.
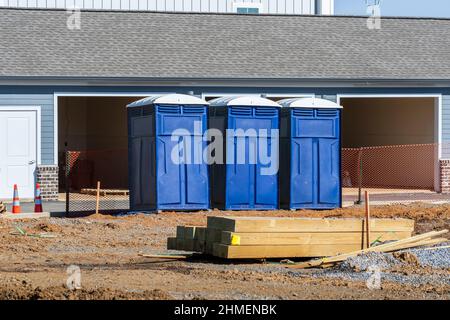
<box><xmin>335</xmin><ymin>0</ymin><xmax>450</xmax><ymax>18</ymax></box>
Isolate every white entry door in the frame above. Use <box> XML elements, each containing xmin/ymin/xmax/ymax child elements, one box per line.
<box><xmin>0</xmin><ymin>109</ymin><xmax>38</xmax><ymax>200</ymax></box>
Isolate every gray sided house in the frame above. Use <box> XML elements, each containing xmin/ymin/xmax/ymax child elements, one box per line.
<box><xmin>0</xmin><ymin>7</ymin><xmax>450</xmax><ymax>201</ymax></box>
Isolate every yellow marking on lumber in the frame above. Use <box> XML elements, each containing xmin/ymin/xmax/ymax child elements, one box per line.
<box><xmin>231</xmin><ymin>235</ymin><xmax>241</xmax><ymax>245</ymax></box>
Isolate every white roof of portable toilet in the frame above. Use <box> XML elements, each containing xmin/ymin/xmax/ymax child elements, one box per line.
<box><xmin>278</xmin><ymin>97</ymin><xmax>343</xmax><ymax>109</ymax></box>
<box><xmin>127</xmin><ymin>94</ymin><xmax>208</xmax><ymax>108</ymax></box>
<box><xmin>209</xmin><ymin>96</ymin><xmax>281</xmax><ymax>108</ymax></box>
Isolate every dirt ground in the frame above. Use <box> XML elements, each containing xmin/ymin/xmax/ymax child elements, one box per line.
<box><xmin>0</xmin><ymin>203</ymin><xmax>449</xmax><ymax>300</ymax></box>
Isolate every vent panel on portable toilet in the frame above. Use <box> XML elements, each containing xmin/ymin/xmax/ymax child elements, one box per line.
<box><xmin>279</xmin><ymin>98</ymin><xmax>342</xmax><ymax>210</ymax></box>
<box><xmin>127</xmin><ymin>94</ymin><xmax>210</xmax><ymax>212</ymax></box>
<box><xmin>209</xmin><ymin>96</ymin><xmax>281</xmax><ymax>210</ymax></box>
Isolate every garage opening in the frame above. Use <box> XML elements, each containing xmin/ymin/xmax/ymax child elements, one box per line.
<box><xmin>340</xmin><ymin>97</ymin><xmax>439</xmax><ymax>201</ymax></box>
<box><xmin>58</xmin><ymin>96</ymin><xmax>145</xmax><ymax>213</ymax></box>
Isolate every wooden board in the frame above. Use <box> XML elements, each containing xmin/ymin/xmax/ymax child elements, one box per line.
<box><xmin>206</xmin><ymin>228</ymin><xmax>222</xmax><ymax>243</ymax></box>
<box><xmin>183</xmin><ymin>226</ymin><xmax>207</xmax><ymax>240</ymax></box>
<box><xmin>167</xmin><ymin>237</ymin><xmax>178</xmax><ymax>250</ymax></box>
<box><xmin>204</xmin><ymin>241</ymin><xmax>215</xmax><ymax>254</ymax></box>
<box><xmin>220</xmin><ymin>231</ymin><xmax>412</xmax><ymax>246</ymax></box>
<box><xmin>182</xmin><ymin>239</ymin><xmax>195</xmax><ymax>251</ymax></box>
<box><xmin>172</xmin><ymin>238</ymin><xmax>204</xmax><ymax>252</ymax></box>
<box><xmin>169</xmin><ymin>227</ymin><xmax>211</xmax><ymax>253</ymax></box>
<box><xmin>207</xmin><ymin>217</ymin><xmax>414</xmax><ymax>233</ymax></box>
<box><xmin>205</xmin><ymin>228</ymin><xmax>222</xmax><ymax>254</ymax></box>
<box><xmin>183</xmin><ymin>226</ymin><xmax>197</xmax><ymax>240</ymax></box>
<box><xmin>193</xmin><ymin>227</ymin><xmax>206</xmax><ymax>252</ymax></box>
<box><xmin>176</xmin><ymin>226</ymin><xmax>185</xmax><ymax>239</ymax></box>
<box><xmin>194</xmin><ymin>239</ymin><xmax>206</xmax><ymax>252</ymax></box>
<box><xmin>195</xmin><ymin>227</ymin><xmax>206</xmax><ymax>241</ymax></box>
<box><xmin>213</xmin><ymin>243</ymin><xmax>367</xmax><ymax>259</ymax></box>
<box><xmin>176</xmin><ymin>238</ymin><xmax>185</xmax><ymax>250</ymax></box>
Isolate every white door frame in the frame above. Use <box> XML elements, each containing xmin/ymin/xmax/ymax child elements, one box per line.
<box><xmin>53</xmin><ymin>92</ymin><xmax>172</xmax><ymax>166</ymax></box>
<box><xmin>0</xmin><ymin>106</ymin><xmax>41</xmax><ymax>166</ymax></box>
<box><xmin>336</xmin><ymin>93</ymin><xmax>442</xmax><ymax>192</ymax></box>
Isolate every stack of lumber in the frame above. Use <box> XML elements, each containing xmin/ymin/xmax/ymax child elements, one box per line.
<box><xmin>168</xmin><ymin>216</ymin><xmax>415</xmax><ymax>259</ymax></box>
<box><xmin>167</xmin><ymin>225</ymin><xmax>219</xmax><ymax>254</ymax></box>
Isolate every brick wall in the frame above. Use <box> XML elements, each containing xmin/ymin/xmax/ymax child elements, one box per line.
<box><xmin>440</xmin><ymin>160</ymin><xmax>450</xmax><ymax>193</ymax></box>
<box><xmin>36</xmin><ymin>165</ymin><xmax>59</xmax><ymax>201</ymax></box>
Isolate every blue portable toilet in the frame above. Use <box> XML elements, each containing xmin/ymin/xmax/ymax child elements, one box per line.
<box><xmin>278</xmin><ymin>98</ymin><xmax>343</xmax><ymax>209</ymax></box>
<box><xmin>209</xmin><ymin>96</ymin><xmax>281</xmax><ymax>210</ymax></box>
<box><xmin>127</xmin><ymin>94</ymin><xmax>210</xmax><ymax>212</ymax></box>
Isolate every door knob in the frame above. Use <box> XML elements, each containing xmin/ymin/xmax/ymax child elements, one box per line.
<box><xmin>28</xmin><ymin>160</ymin><xmax>36</xmax><ymax>165</ymax></box>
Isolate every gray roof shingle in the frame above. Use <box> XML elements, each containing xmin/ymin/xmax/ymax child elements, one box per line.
<box><xmin>1</xmin><ymin>8</ymin><xmax>450</xmax><ymax>80</ymax></box>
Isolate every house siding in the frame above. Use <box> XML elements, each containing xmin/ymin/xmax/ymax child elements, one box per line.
<box><xmin>0</xmin><ymin>94</ymin><xmax>54</xmax><ymax>165</ymax></box>
<box><xmin>1</xmin><ymin>0</ymin><xmax>319</xmax><ymax>15</ymax></box>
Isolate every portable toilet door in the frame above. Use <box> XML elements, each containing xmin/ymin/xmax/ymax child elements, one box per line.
<box><xmin>127</xmin><ymin>94</ymin><xmax>210</xmax><ymax>211</ymax></box>
<box><xmin>209</xmin><ymin>96</ymin><xmax>281</xmax><ymax>210</ymax></box>
<box><xmin>279</xmin><ymin>98</ymin><xmax>342</xmax><ymax>209</ymax></box>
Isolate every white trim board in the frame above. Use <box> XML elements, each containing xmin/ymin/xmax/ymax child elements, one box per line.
<box><xmin>336</xmin><ymin>93</ymin><xmax>442</xmax><ymax>192</ymax></box>
<box><xmin>53</xmin><ymin>92</ymin><xmax>172</xmax><ymax>166</ymax></box>
<box><xmin>0</xmin><ymin>106</ymin><xmax>41</xmax><ymax>166</ymax></box>
<box><xmin>201</xmin><ymin>93</ymin><xmax>315</xmax><ymax>100</ymax></box>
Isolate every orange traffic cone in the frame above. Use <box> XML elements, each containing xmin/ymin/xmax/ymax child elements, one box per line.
<box><xmin>12</xmin><ymin>184</ymin><xmax>21</xmax><ymax>214</ymax></box>
<box><xmin>34</xmin><ymin>183</ymin><xmax>43</xmax><ymax>213</ymax></box>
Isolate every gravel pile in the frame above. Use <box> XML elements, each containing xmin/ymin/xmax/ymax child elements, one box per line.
<box><xmin>336</xmin><ymin>243</ymin><xmax>450</xmax><ymax>272</ymax></box>
<box><xmin>339</xmin><ymin>252</ymin><xmax>402</xmax><ymax>272</ymax></box>
<box><xmin>306</xmin><ymin>243</ymin><xmax>450</xmax><ymax>286</ymax></box>
<box><xmin>405</xmin><ymin>244</ymin><xmax>450</xmax><ymax>269</ymax></box>
<box><xmin>314</xmin><ymin>269</ymin><xmax>450</xmax><ymax>287</ymax></box>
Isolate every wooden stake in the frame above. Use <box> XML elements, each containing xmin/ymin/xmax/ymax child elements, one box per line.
<box><xmin>365</xmin><ymin>191</ymin><xmax>371</xmax><ymax>248</ymax></box>
<box><xmin>138</xmin><ymin>253</ymin><xmax>190</xmax><ymax>259</ymax></box>
<box><xmin>95</xmin><ymin>181</ymin><xmax>101</xmax><ymax>214</ymax></box>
